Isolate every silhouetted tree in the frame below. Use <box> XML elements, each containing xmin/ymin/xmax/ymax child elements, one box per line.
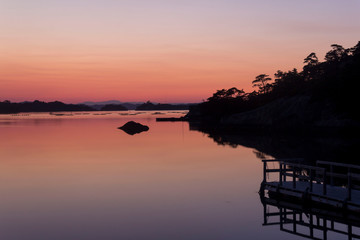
<box><xmin>304</xmin><ymin>52</ymin><xmax>319</xmax><ymax>66</ymax></box>
<box><xmin>252</xmin><ymin>74</ymin><xmax>272</xmax><ymax>94</ymax></box>
<box><xmin>350</xmin><ymin>41</ymin><xmax>360</xmax><ymax>56</ymax></box>
<box><xmin>207</xmin><ymin>87</ymin><xmax>245</xmax><ymax>102</ymax></box>
<box><xmin>325</xmin><ymin>44</ymin><xmax>348</xmax><ymax>62</ymax></box>
<box><xmin>303</xmin><ymin>53</ymin><xmax>320</xmax><ymax>82</ymax></box>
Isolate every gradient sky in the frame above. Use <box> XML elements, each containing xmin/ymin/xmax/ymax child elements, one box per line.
<box><xmin>1</xmin><ymin>0</ymin><xmax>360</xmax><ymax>103</ymax></box>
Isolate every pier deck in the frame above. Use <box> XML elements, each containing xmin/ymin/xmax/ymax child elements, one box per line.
<box><xmin>261</xmin><ymin>159</ymin><xmax>360</xmax><ymax>213</ymax></box>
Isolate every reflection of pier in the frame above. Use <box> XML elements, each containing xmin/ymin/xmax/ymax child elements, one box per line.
<box><xmin>260</xmin><ymin>159</ymin><xmax>360</xmax><ymax>239</ymax></box>
<box><xmin>260</xmin><ymin>159</ymin><xmax>360</xmax><ymax>212</ymax></box>
<box><xmin>261</xmin><ymin>196</ymin><xmax>360</xmax><ymax>239</ymax></box>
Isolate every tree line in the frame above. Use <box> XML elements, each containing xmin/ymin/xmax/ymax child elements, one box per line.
<box><xmin>0</xmin><ymin>100</ymin><xmax>191</xmax><ymax>114</ymax></box>
<box><xmin>0</xmin><ymin>100</ymin><xmax>128</xmax><ymax>114</ymax></box>
<box><xmin>192</xmin><ymin>41</ymin><xmax>360</xmax><ymax>120</ymax></box>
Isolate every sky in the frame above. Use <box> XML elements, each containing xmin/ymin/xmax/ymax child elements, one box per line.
<box><xmin>1</xmin><ymin>0</ymin><xmax>360</xmax><ymax>103</ymax></box>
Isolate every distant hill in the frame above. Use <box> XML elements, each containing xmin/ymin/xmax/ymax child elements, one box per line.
<box><xmin>79</xmin><ymin>100</ymin><xmax>143</xmax><ymax>110</ymax></box>
<box><xmin>100</xmin><ymin>104</ymin><xmax>128</xmax><ymax>111</ymax></box>
<box><xmin>121</xmin><ymin>103</ymin><xmax>139</xmax><ymax>110</ymax></box>
<box><xmin>79</xmin><ymin>100</ymin><xmax>123</xmax><ymax>105</ymax></box>
<box><xmin>0</xmin><ymin>100</ymin><xmax>95</xmax><ymax>114</ymax></box>
<box><xmin>136</xmin><ymin>101</ymin><xmax>194</xmax><ymax>110</ymax></box>
<box><xmin>80</xmin><ymin>100</ymin><xmax>197</xmax><ymax>110</ymax></box>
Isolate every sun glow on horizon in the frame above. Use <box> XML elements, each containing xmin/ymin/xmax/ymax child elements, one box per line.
<box><xmin>1</xmin><ymin>0</ymin><xmax>359</xmax><ymax>103</ymax></box>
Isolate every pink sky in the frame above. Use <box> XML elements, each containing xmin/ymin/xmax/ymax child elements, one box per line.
<box><xmin>1</xmin><ymin>0</ymin><xmax>359</xmax><ymax>103</ymax></box>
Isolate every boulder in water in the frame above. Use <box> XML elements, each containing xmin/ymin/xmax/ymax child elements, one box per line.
<box><xmin>118</xmin><ymin>121</ymin><xmax>149</xmax><ymax>135</ymax></box>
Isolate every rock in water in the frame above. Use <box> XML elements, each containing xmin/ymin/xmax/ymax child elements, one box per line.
<box><xmin>118</xmin><ymin>121</ymin><xmax>149</xmax><ymax>135</ymax></box>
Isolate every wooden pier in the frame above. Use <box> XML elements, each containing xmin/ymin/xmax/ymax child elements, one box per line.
<box><xmin>260</xmin><ymin>159</ymin><xmax>360</xmax><ymax>213</ymax></box>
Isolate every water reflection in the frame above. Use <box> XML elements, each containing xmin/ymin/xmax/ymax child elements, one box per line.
<box><xmin>190</xmin><ymin>122</ymin><xmax>360</xmax><ymax>239</ymax></box>
<box><xmin>0</xmin><ymin>112</ymin><xmax>267</xmax><ymax>240</ymax></box>
<box><xmin>261</xmin><ymin>195</ymin><xmax>360</xmax><ymax>239</ymax></box>
<box><xmin>189</xmin><ymin>122</ymin><xmax>360</xmax><ymax>163</ymax></box>
<box><xmin>259</xmin><ymin>157</ymin><xmax>360</xmax><ymax>240</ymax></box>
<box><xmin>1</xmin><ymin>112</ymin><xmax>359</xmax><ymax>240</ymax></box>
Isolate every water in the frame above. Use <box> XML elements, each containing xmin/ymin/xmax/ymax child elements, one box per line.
<box><xmin>0</xmin><ymin>111</ymin><xmax>354</xmax><ymax>239</ymax></box>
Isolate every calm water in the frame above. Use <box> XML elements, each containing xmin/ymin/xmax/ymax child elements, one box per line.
<box><xmin>0</xmin><ymin>111</ymin><xmax>353</xmax><ymax>240</ymax></box>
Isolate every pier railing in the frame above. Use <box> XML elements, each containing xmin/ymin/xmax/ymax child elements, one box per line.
<box><xmin>262</xmin><ymin>159</ymin><xmax>360</xmax><ymax>201</ymax></box>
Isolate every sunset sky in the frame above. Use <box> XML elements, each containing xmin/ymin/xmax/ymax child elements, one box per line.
<box><xmin>1</xmin><ymin>0</ymin><xmax>359</xmax><ymax>103</ymax></box>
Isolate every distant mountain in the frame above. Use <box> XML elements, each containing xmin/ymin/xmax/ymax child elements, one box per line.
<box><xmin>79</xmin><ymin>100</ymin><xmax>199</xmax><ymax>110</ymax></box>
<box><xmin>0</xmin><ymin>100</ymin><xmax>95</xmax><ymax>114</ymax></box>
<box><xmin>121</xmin><ymin>103</ymin><xmax>139</xmax><ymax>110</ymax></box>
<box><xmin>79</xmin><ymin>100</ymin><xmax>123</xmax><ymax>106</ymax></box>
<box><xmin>79</xmin><ymin>100</ymin><xmax>144</xmax><ymax>110</ymax></box>
<box><xmin>100</xmin><ymin>104</ymin><xmax>128</xmax><ymax>111</ymax></box>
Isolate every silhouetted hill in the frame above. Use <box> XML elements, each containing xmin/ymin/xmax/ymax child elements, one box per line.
<box><xmin>100</xmin><ymin>104</ymin><xmax>127</xmax><ymax>111</ymax></box>
<box><xmin>187</xmin><ymin>41</ymin><xmax>360</xmax><ymax>131</ymax></box>
<box><xmin>0</xmin><ymin>100</ymin><xmax>95</xmax><ymax>114</ymax></box>
<box><xmin>80</xmin><ymin>100</ymin><xmax>141</xmax><ymax>110</ymax></box>
<box><xmin>79</xmin><ymin>100</ymin><xmax>123</xmax><ymax>105</ymax></box>
<box><xmin>121</xmin><ymin>103</ymin><xmax>139</xmax><ymax>110</ymax></box>
<box><xmin>136</xmin><ymin>101</ymin><xmax>193</xmax><ymax>110</ymax></box>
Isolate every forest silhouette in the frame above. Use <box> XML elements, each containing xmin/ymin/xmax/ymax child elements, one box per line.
<box><xmin>0</xmin><ymin>100</ymin><xmax>130</xmax><ymax>114</ymax></box>
<box><xmin>187</xmin><ymin>42</ymin><xmax>360</xmax><ymax>127</ymax></box>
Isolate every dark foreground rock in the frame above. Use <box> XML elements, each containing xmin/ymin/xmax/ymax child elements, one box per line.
<box><xmin>118</xmin><ymin>121</ymin><xmax>149</xmax><ymax>135</ymax></box>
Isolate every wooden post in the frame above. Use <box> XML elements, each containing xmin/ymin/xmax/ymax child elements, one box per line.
<box><xmin>330</xmin><ymin>164</ymin><xmax>334</xmax><ymax>186</ymax></box>
<box><xmin>283</xmin><ymin>163</ymin><xmax>287</xmax><ymax>182</ymax></box>
<box><xmin>310</xmin><ymin>214</ymin><xmax>314</xmax><ymax>238</ymax></box>
<box><xmin>263</xmin><ymin>161</ymin><xmax>266</xmax><ymax>183</ymax></box>
<box><xmin>348</xmin><ymin>225</ymin><xmax>352</xmax><ymax>240</ymax></box>
<box><xmin>323</xmin><ymin>168</ymin><xmax>327</xmax><ymax>195</ymax></box>
<box><xmin>293</xmin><ymin>168</ymin><xmax>296</xmax><ymax>189</ymax></box>
<box><xmin>263</xmin><ymin>203</ymin><xmax>267</xmax><ymax>225</ymax></box>
<box><xmin>280</xmin><ymin>208</ymin><xmax>283</xmax><ymax>231</ymax></box>
<box><xmin>293</xmin><ymin>212</ymin><xmax>296</xmax><ymax>232</ymax></box>
<box><xmin>310</xmin><ymin>169</ymin><xmax>313</xmax><ymax>193</ymax></box>
<box><xmin>348</xmin><ymin>173</ymin><xmax>352</xmax><ymax>201</ymax></box>
<box><xmin>279</xmin><ymin>163</ymin><xmax>283</xmax><ymax>186</ymax></box>
<box><xmin>323</xmin><ymin>218</ymin><xmax>327</xmax><ymax>240</ymax></box>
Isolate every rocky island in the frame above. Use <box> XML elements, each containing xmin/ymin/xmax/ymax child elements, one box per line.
<box><xmin>118</xmin><ymin>121</ymin><xmax>149</xmax><ymax>135</ymax></box>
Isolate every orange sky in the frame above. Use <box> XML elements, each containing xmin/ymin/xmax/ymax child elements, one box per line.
<box><xmin>1</xmin><ymin>0</ymin><xmax>360</xmax><ymax>103</ymax></box>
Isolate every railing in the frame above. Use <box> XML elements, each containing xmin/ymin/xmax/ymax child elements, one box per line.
<box><xmin>262</xmin><ymin>159</ymin><xmax>360</xmax><ymax>201</ymax></box>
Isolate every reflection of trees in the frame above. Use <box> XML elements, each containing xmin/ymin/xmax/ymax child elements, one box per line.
<box><xmin>252</xmin><ymin>74</ymin><xmax>272</xmax><ymax>94</ymax></box>
<box><xmin>190</xmin><ymin>122</ymin><xmax>360</xmax><ymax>163</ymax></box>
